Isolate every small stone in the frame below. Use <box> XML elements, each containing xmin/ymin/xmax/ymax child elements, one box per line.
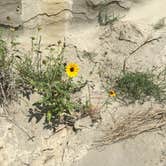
<box><xmin>74</xmin><ymin>117</ymin><xmax>92</xmax><ymax>130</ymax></box>
<box><xmin>119</xmin><ymin>1</ymin><xmax>132</xmax><ymax>9</ymax></box>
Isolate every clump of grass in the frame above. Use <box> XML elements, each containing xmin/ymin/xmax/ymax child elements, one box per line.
<box><xmin>94</xmin><ymin>108</ymin><xmax>166</xmax><ymax>147</ymax></box>
<box><xmin>15</xmin><ymin>38</ymin><xmax>87</xmax><ymax>129</ymax></box>
<box><xmin>115</xmin><ymin>71</ymin><xmax>163</xmax><ymax>103</ymax></box>
<box><xmin>0</xmin><ymin>38</ymin><xmax>16</xmax><ymax>106</ymax></box>
<box><xmin>99</xmin><ymin>57</ymin><xmax>166</xmax><ymax>104</ymax></box>
<box><xmin>98</xmin><ymin>9</ymin><xmax>119</xmax><ymax>26</ymax></box>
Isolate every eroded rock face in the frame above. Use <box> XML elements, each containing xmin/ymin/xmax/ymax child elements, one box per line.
<box><xmin>22</xmin><ymin>0</ymin><xmax>68</xmax><ymax>43</ymax></box>
<box><xmin>86</xmin><ymin>0</ymin><xmax>131</xmax><ymax>8</ymax></box>
<box><xmin>0</xmin><ymin>0</ymin><xmax>67</xmax><ymax>28</ymax></box>
<box><xmin>22</xmin><ymin>0</ymin><xmax>67</xmax><ymax>28</ymax></box>
<box><xmin>0</xmin><ymin>0</ymin><xmax>69</xmax><ymax>43</ymax></box>
<box><xmin>0</xmin><ymin>0</ymin><xmax>21</xmax><ymax>28</ymax></box>
<box><xmin>0</xmin><ymin>0</ymin><xmax>132</xmax><ymax>43</ymax></box>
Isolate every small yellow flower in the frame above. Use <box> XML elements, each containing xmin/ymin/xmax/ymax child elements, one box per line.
<box><xmin>65</xmin><ymin>63</ymin><xmax>79</xmax><ymax>78</ymax></box>
<box><xmin>109</xmin><ymin>90</ymin><xmax>116</xmax><ymax>97</ymax></box>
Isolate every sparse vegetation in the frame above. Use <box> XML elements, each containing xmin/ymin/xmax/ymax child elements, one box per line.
<box><xmin>0</xmin><ymin>34</ymin><xmax>89</xmax><ymax>129</ymax></box>
<box><xmin>95</xmin><ymin>108</ymin><xmax>166</xmax><ymax>147</ymax></box>
<box><xmin>98</xmin><ymin>9</ymin><xmax>119</xmax><ymax>26</ymax></box>
<box><xmin>1</xmin><ymin>32</ymin><xmax>166</xmax><ymax>131</ymax></box>
<box><xmin>99</xmin><ymin>59</ymin><xmax>166</xmax><ymax>104</ymax></box>
<box><xmin>15</xmin><ymin>38</ymin><xmax>87</xmax><ymax>129</ymax></box>
<box><xmin>114</xmin><ymin>71</ymin><xmax>163</xmax><ymax>103</ymax></box>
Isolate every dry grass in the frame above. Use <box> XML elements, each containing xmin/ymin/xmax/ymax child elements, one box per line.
<box><xmin>95</xmin><ymin>109</ymin><xmax>166</xmax><ymax>147</ymax></box>
<box><xmin>0</xmin><ymin>70</ymin><xmax>16</xmax><ymax>106</ymax></box>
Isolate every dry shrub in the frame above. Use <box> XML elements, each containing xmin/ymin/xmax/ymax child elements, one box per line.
<box><xmin>95</xmin><ymin>109</ymin><xmax>166</xmax><ymax>146</ymax></box>
<box><xmin>0</xmin><ymin>70</ymin><xmax>15</xmax><ymax>105</ymax></box>
<box><xmin>0</xmin><ymin>39</ymin><xmax>16</xmax><ymax>107</ymax></box>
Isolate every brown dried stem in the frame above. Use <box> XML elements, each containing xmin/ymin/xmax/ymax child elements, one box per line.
<box><xmin>95</xmin><ymin>109</ymin><xmax>166</xmax><ymax>147</ymax></box>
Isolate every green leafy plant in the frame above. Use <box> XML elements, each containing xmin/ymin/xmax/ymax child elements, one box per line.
<box><xmin>107</xmin><ymin>69</ymin><xmax>166</xmax><ymax>104</ymax></box>
<box><xmin>15</xmin><ymin>39</ymin><xmax>87</xmax><ymax>129</ymax></box>
<box><xmin>114</xmin><ymin>71</ymin><xmax>163</xmax><ymax>103</ymax></box>
<box><xmin>99</xmin><ymin>58</ymin><xmax>166</xmax><ymax>104</ymax></box>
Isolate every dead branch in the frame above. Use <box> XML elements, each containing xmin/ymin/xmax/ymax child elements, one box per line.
<box><xmin>130</xmin><ymin>37</ymin><xmax>162</xmax><ymax>55</ymax></box>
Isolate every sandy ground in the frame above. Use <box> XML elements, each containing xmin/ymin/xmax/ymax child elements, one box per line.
<box><xmin>73</xmin><ymin>132</ymin><xmax>166</xmax><ymax>166</ymax></box>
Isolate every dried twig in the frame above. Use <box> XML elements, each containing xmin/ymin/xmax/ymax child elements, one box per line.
<box><xmin>130</xmin><ymin>37</ymin><xmax>162</xmax><ymax>55</ymax></box>
<box><xmin>122</xmin><ymin>36</ymin><xmax>162</xmax><ymax>72</ymax></box>
<box><xmin>0</xmin><ymin>83</ymin><xmax>7</xmax><ymax>104</ymax></box>
<box><xmin>119</xmin><ymin>31</ymin><xmax>137</xmax><ymax>44</ymax></box>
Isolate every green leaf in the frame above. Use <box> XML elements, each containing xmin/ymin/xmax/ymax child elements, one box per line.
<box><xmin>47</xmin><ymin>111</ymin><xmax>52</xmax><ymax>122</ymax></box>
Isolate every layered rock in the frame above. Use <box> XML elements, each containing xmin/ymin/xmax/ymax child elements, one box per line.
<box><xmin>0</xmin><ymin>0</ymin><xmax>21</xmax><ymax>28</ymax></box>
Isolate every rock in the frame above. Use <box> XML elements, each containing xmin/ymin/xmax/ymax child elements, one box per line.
<box><xmin>74</xmin><ymin>117</ymin><xmax>92</xmax><ymax>130</ymax></box>
<box><xmin>86</xmin><ymin>0</ymin><xmax>105</xmax><ymax>7</ymax></box>
<box><xmin>86</xmin><ymin>0</ymin><xmax>131</xmax><ymax>9</ymax></box>
<box><xmin>22</xmin><ymin>0</ymin><xmax>67</xmax><ymax>28</ymax></box>
<box><xmin>0</xmin><ymin>0</ymin><xmax>22</xmax><ymax>27</ymax></box>
<box><xmin>73</xmin><ymin>132</ymin><xmax>166</xmax><ymax>166</ymax></box>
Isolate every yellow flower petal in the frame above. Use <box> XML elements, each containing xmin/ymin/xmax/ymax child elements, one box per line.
<box><xmin>65</xmin><ymin>63</ymin><xmax>79</xmax><ymax>78</ymax></box>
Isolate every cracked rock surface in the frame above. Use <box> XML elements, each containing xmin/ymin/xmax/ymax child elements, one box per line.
<box><xmin>0</xmin><ymin>0</ymin><xmax>21</xmax><ymax>27</ymax></box>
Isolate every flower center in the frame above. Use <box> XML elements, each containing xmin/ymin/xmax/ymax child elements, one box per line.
<box><xmin>70</xmin><ymin>67</ymin><xmax>74</xmax><ymax>72</ymax></box>
<box><xmin>110</xmin><ymin>91</ymin><xmax>115</xmax><ymax>95</ymax></box>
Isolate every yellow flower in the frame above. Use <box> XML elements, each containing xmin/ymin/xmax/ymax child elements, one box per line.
<box><xmin>65</xmin><ymin>63</ymin><xmax>79</xmax><ymax>78</ymax></box>
<box><xmin>109</xmin><ymin>90</ymin><xmax>116</xmax><ymax>97</ymax></box>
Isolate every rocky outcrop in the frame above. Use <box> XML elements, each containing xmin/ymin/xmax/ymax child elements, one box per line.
<box><xmin>22</xmin><ymin>0</ymin><xmax>68</xmax><ymax>28</ymax></box>
<box><xmin>0</xmin><ymin>0</ymin><xmax>21</xmax><ymax>28</ymax></box>
<box><xmin>1</xmin><ymin>0</ymin><xmax>166</xmax><ymax>166</ymax></box>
